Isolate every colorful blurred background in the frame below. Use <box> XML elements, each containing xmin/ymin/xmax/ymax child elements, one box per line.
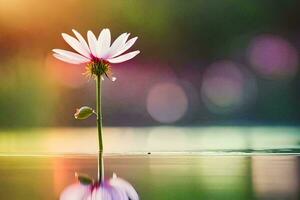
<box><xmin>2</xmin><ymin>1</ymin><xmax>300</xmax><ymax>199</ymax></box>
<box><xmin>1</xmin><ymin>0</ymin><xmax>300</xmax><ymax>128</ymax></box>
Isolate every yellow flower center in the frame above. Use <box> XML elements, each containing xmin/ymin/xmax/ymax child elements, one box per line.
<box><xmin>85</xmin><ymin>60</ymin><xmax>111</xmax><ymax>78</ymax></box>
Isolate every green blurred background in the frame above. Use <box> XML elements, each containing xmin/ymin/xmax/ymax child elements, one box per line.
<box><xmin>1</xmin><ymin>2</ymin><xmax>300</xmax><ymax>199</ymax></box>
<box><xmin>1</xmin><ymin>0</ymin><xmax>300</xmax><ymax>128</ymax></box>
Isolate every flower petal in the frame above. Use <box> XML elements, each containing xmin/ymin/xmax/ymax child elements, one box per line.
<box><xmin>107</xmin><ymin>50</ymin><xmax>140</xmax><ymax>64</ymax></box>
<box><xmin>104</xmin><ymin>33</ymin><xmax>130</xmax><ymax>59</ymax></box>
<box><xmin>60</xmin><ymin>183</ymin><xmax>90</xmax><ymax>200</ymax></box>
<box><xmin>109</xmin><ymin>174</ymin><xmax>139</xmax><ymax>200</ymax></box>
<box><xmin>98</xmin><ymin>28</ymin><xmax>111</xmax><ymax>57</ymax></box>
<box><xmin>109</xmin><ymin>186</ymin><xmax>128</xmax><ymax>200</ymax></box>
<box><xmin>53</xmin><ymin>49</ymin><xmax>90</xmax><ymax>63</ymax></box>
<box><xmin>53</xmin><ymin>53</ymin><xmax>84</xmax><ymax>64</ymax></box>
<box><xmin>87</xmin><ymin>30</ymin><xmax>100</xmax><ymax>58</ymax></box>
<box><xmin>72</xmin><ymin>29</ymin><xmax>91</xmax><ymax>57</ymax></box>
<box><xmin>94</xmin><ymin>187</ymin><xmax>113</xmax><ymax>200</ymax></box>
<box><xmin>62</xmin><ymin>33</ymin><xmax>91</xmax><ymax>59</ymax></box>
<box><xmin>111</xmin><ymin>36</ymin><xmax>138</xmax><ymax>58</ymax></box>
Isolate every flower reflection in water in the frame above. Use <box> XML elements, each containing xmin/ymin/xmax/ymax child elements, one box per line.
<box><xmin>60</xmin><ymin>173</ymin><xmax>139</xmax><ymax>200</ymax></box>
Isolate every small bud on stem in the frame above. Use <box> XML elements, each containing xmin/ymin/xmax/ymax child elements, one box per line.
<box><xmin>75</xmin><ymin>172</ymin><xmax>94</xmax><ymax>185</ymax></box>
<box><xmin>74</xmin><ymin>106</ymin><xmax>95</xmax><ymax>119</ymax></box>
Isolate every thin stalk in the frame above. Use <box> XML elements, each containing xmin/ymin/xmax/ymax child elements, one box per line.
<box><xmin>96</xmin><ymin>74</ymin><xmax>104</xmax><ymax>181</ymax></box>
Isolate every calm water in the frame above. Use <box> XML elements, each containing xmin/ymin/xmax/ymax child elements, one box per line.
<box><xmin>0</xmin><ymin>127</ymin><xmax>300</xmax><ymax>199</ymax></box>
<box><xmin>0</xmin><ymin>155</ymin><xmax>299</xmax><ymax>200</ymax></box>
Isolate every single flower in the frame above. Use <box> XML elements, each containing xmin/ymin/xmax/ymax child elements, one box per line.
<box><xmin>53</xmin><ymin>28</ymin><xmax>140</xmax><ymax>79</ymax></box>
<box><xmin>60</xmin><ymin>173</ymin><xmax>139</xmax><ymax>200</ymax></box>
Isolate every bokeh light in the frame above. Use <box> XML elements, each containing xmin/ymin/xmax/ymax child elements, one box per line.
<box><xmin>147</xmin><ymin>82</ymin><xmax>188</xmax><ymax>123</ymax></box>
<box><xmin>201</xmin><ymin>60</ymin><xmax>256</xmax><ymax>114</ymax></box>
<box><xmin>247</xmin><ymin>34</ymin><xmax>299</xmax><ymax>79</ymax></box>
<box><xmin>0</xmin><ymin>0</ymin><xmax>299</xmax><ymax>126</ymax></box>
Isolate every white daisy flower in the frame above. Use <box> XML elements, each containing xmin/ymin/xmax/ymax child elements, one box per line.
<box><xmin>60</xmin><ymin>173</ymin><xmax>139</xmax><ymax>200</ymax></box>
<box><xmin>53</xmin><ymin>28</ymin><xmax>140</xmax><ymax>79</ymax></box>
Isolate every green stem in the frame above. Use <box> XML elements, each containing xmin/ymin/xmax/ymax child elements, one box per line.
<box><xmin>96</xmin><ymin>74</ymin><xmax>104</xmax><ymax>181</ymax></box>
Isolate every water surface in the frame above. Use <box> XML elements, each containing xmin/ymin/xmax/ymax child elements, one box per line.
<box><xmin>0</xmin><ymin>127</ymin><xmax>299</xmax><ymax>199</ymax></box>
<box><xmin>0</xmin><ymin>155</ymin><xmax>299</xmax><ymax>200</ymax></box>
